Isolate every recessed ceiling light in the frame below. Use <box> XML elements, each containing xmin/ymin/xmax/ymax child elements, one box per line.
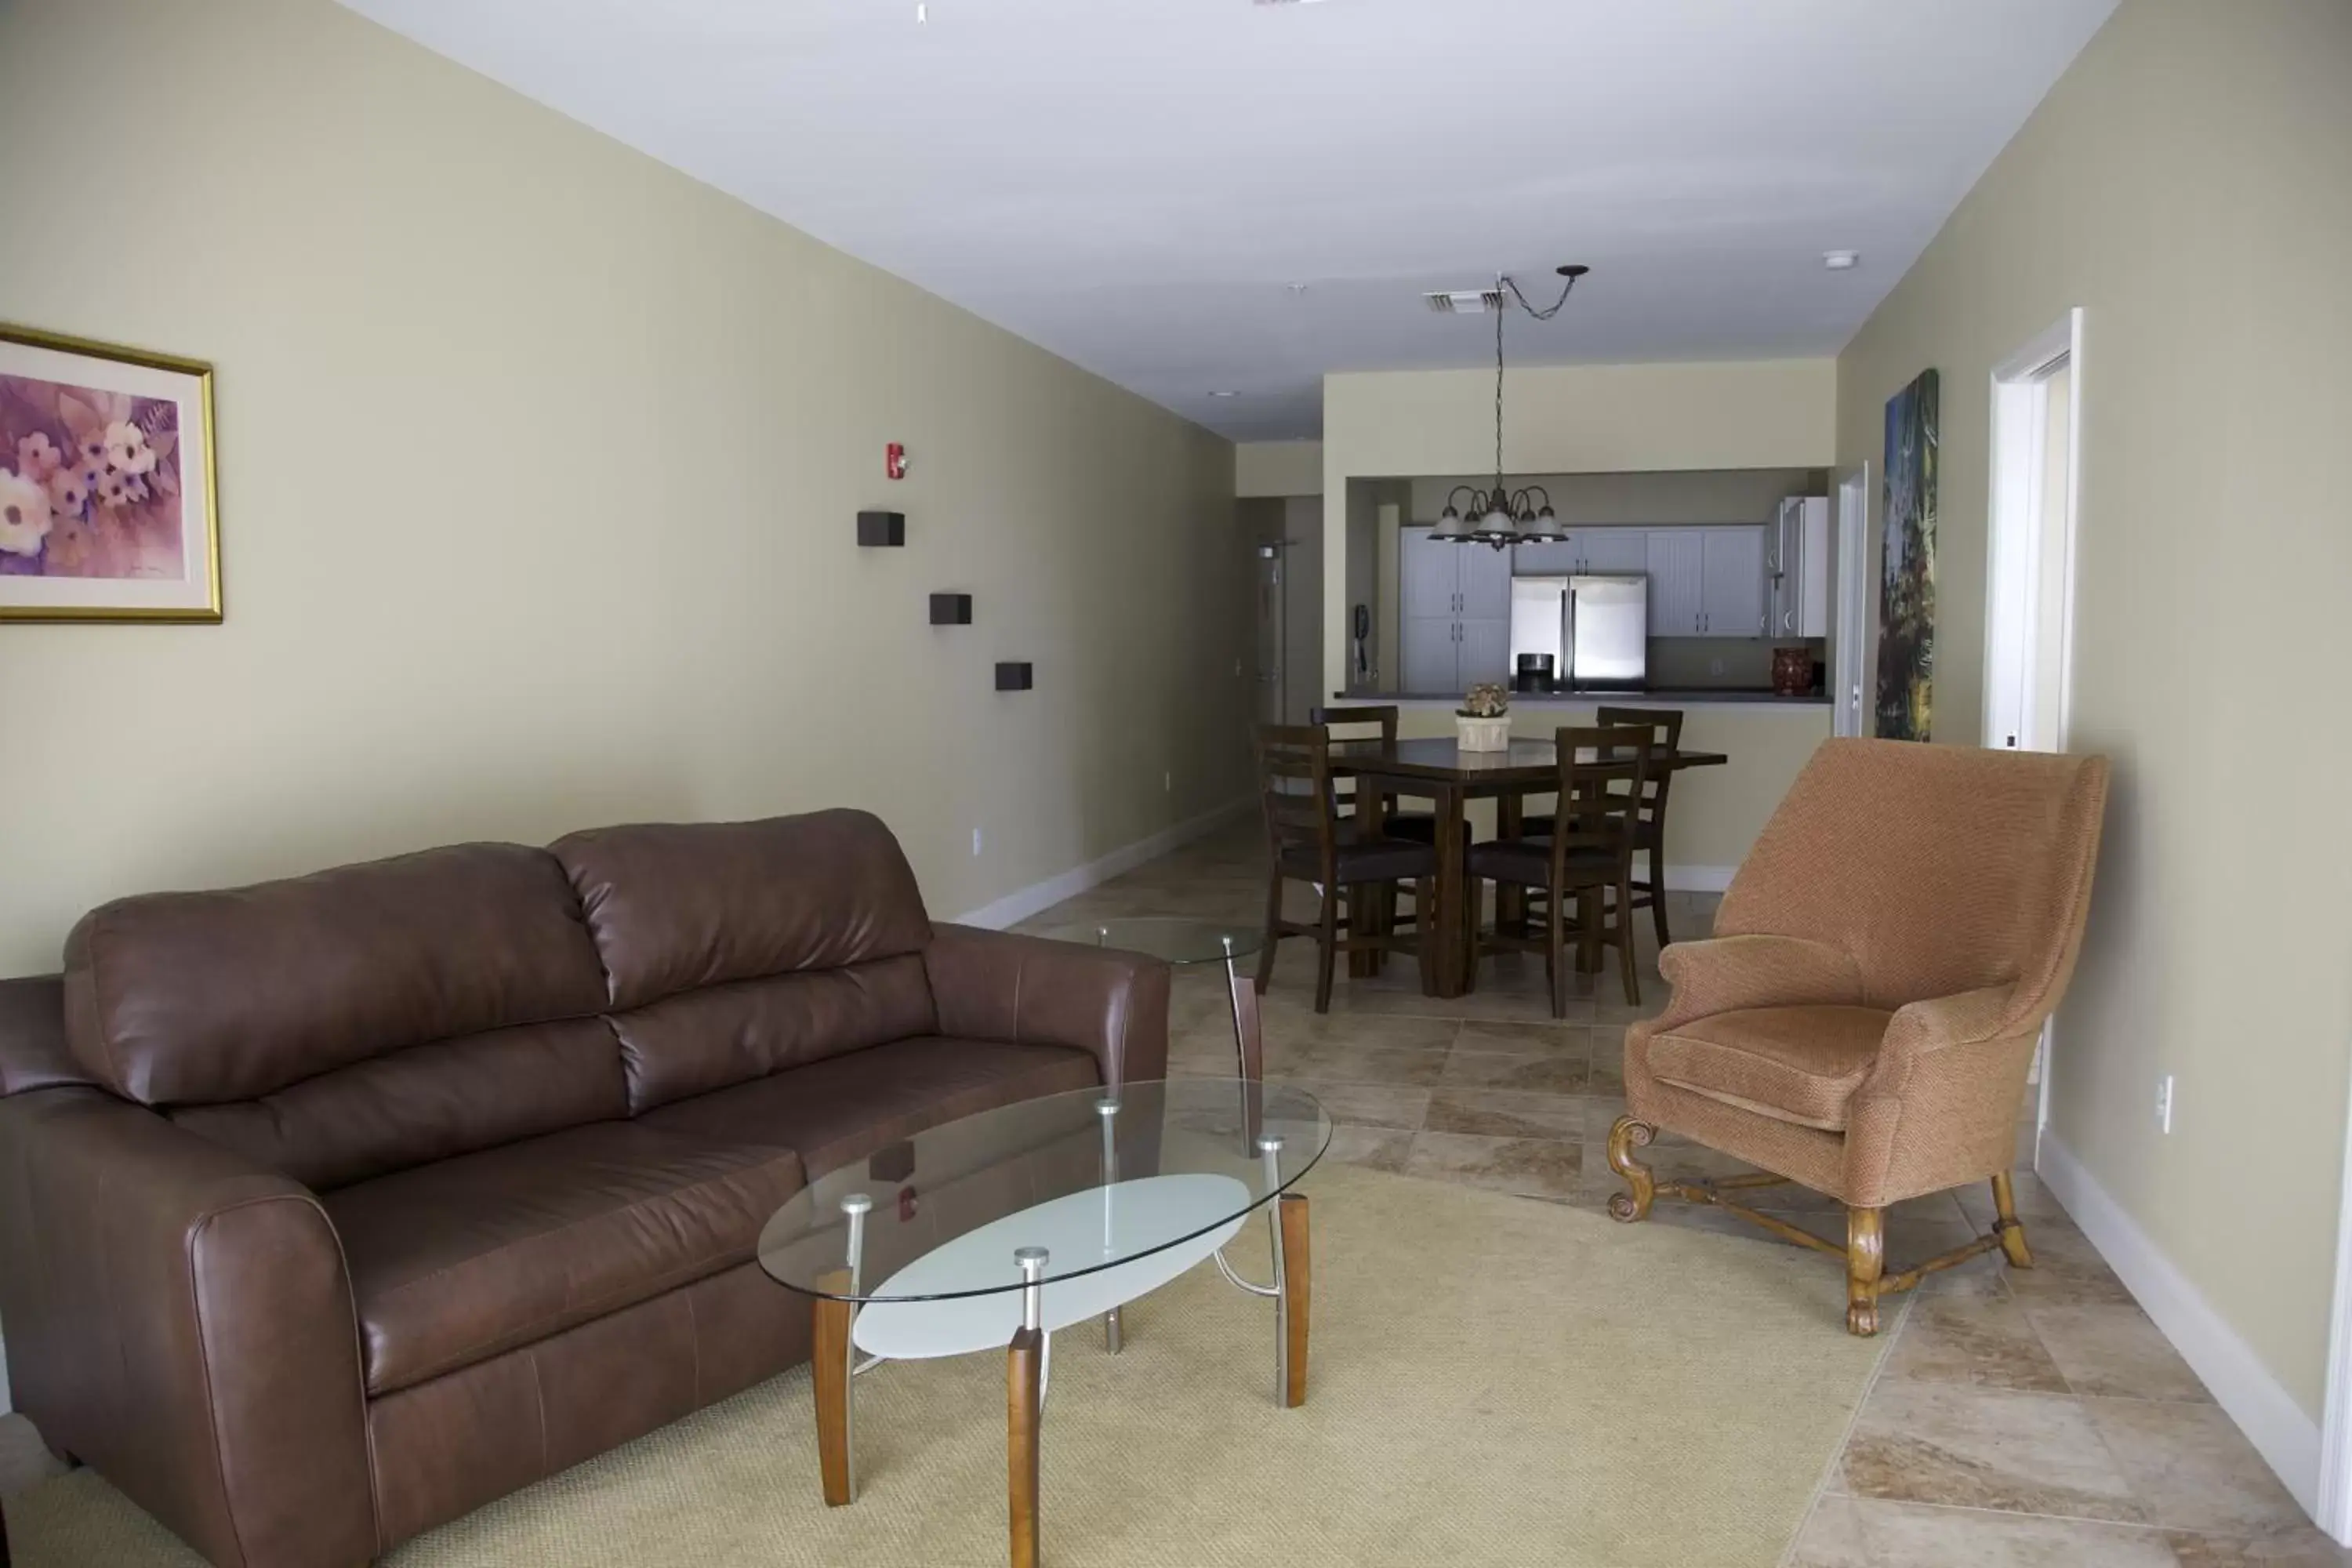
<box><xmin>1822</xmin><ymin>250</ymin><xmax>1860</xmax><ymax>270</ymax></box>
<box><xmin>1208</xmin><ymin>390</ymin><xmax>1240</xmax><ymax>398</ymax></box>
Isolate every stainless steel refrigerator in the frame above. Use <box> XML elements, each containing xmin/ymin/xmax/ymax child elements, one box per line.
<box><xmin>1509</xmin><ymin>574</ymin><xmax>1648</xmax><ymax>692</ymax></box>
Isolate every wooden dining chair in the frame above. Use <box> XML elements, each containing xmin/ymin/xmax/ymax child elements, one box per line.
<box><xmin>1520</xmin><ymin>706</ymin><xmax>1684</xmax><ymax>950</ymax></box>
<box><xmin>1307</xmin><ymin>704</ymin><xmax>1445</xmax><ymax>844</ymax></box>
<box><xmin>1466</xmin><ymin>725</ymin><xmax>1652</xmax><ymax>1016</ymax></box>
<box><xmin>1253</xmin><ymin>724</ymin><xmax>1439</xmax><ymax>1012</ymax></box>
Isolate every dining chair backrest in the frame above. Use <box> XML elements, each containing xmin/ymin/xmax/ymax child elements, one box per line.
<box><xmin>1253</xmin><ymin>723</ymin><xmax>1338</xmax><ymax>876</ymax></box>
<box><xmin>1308</xmin><ymin>705</ymin><xmax>1398</xmax><ymax>814</ymax></box>
<box><xmin>1595</xmin><ymin>706</ymin><xmax>1684</xmax><ymax>829</ymax></box>
<box><xmin>1550</xmin><ymin>724</ymin><xmax>1652</xmax><ymax>872</ymax></box>
<box><xmin>1308</xmin><ymin>704</ymin><xmax>1400</xmax><ymax>743</ymax></box>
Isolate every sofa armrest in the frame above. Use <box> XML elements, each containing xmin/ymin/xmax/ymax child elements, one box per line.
<box><xmin>1650</xmin><ymin>935</ymin><xmax>1867</xmax><ymax>1033</ymax></box>
<box><xmin>0</xmin><ymin>1087</ymin><xmax>376</xmax><ymax>1568</ymax></box>
<box><xmin>923</xmin><ymin>924</ymin><xmax>1172</xmax><ymax>1091</ymax></box>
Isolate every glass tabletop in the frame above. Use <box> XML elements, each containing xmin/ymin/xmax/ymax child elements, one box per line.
<box><xmin>1042</xmin><ymin>916</ymin><xmax>1264</xmax><ymax>966</ymax></box>
<box><xmin>757</xmin><ymin>1079</ymin><xmax>1328</xmax><ymax>1304</ymax></box>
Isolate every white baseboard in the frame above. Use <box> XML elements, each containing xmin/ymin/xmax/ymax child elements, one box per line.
<box><xmin>950</xmin><ymin>800</ymin><xmax>1253</xmax><ymax>931</ymax></box>
<box><xmin>1662</xmin><ymin>864</ymin><xmax>1737</xmax><ymax>894</ymax></box>
<box><xmin>2037</xmin><ymin>1131</ymin><xmax>2322</xmax><ymax>1519</ymax></box>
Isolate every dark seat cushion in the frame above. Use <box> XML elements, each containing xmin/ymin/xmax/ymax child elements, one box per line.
<box><xmin>1519</xmin><ymin>813</ymin><xmax>1661</xmax><ymax>847</ymax></box>
<box><xmin>638</xmin><ymin>1036</ymin><xmax>1102</xmax><ymax>1180</ymax></box>
<box><xmin>1467</xmin><ymin>837</ymin><xmax>1620</xmax><ymax>887</ymax></box>
<box><xmin>1279</xmin><ymin>838</ymin><xmax>1438</xmax><ymax>885</ymax></box>
<box><xmin>325</xmin><ymin>1121</ymin><xmax>805</xmax><ymax>1396</ymax></box>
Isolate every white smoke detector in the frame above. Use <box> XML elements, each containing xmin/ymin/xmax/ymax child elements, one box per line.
<box><xmin>1424</xmin><ymin>289</ymin><xmax>1505</xmax><ymax>315</ymax></box>
<box><xmin>1822</xmin><ymin>250</ymin><xmax>1860</xmax><ymax>270</ymax></box>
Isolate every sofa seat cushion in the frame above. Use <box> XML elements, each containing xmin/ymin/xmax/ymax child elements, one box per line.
<box><xmin>1646</xmin><ymin>1005</ymin><xmax>1893</xmax><ymax>1131</ymax></box>
<box><xmin>325</xmin><ymin>1121</ymin><xmax>804</xmax><ymax>1396</ymax></box>
<box><xmin>639</xmin><ymin>1036</ymin><xmax>1102</xmax><ymax>1180</ymax></box>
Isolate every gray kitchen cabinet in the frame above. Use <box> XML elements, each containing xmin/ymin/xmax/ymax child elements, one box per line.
<box><xmin>1402</xmin><ymin>618</ymin><xmax>1461</xmax><ymax>694</ymax></box>
<box><xmin>1457</xmin><ymin>615</ymin><xmax>1511</xmax><ymax>687</ymax></box>
<box><xmin>1646</xmin><ymin>530</ymin><xmax>1706</xmax><ymax>634</ymax></box>
<box><xmin>1579</xmin><ymin>528</ymin><xmax>1651</xmax><ymax>575</ymax></box>
<box><xmin>1700</xmin><ymin>526</ymin><xmax>1767</xmax><ymax>638</ymax></box>
<box><xmin>1403</xmin><ymin>526</ymin><xmax>1459</xmax><ymax>619</ymax></box>
<box><xmin>1458</xmin><ymin>536</ymin><xmax>1513</xmax><ymax>620</ymax></box>
<box><xmin>1515</xmin><ymin>530</ymin><xmax>1650</xmax><ymax>575</ymax></box>
<box><xmin>1512</xmin><ymin>539</ymin><xmax>1579</xmax><ymax>575</ymax></box>
<box><xmin>1401</xmin><ymin>528</ymin><xmax>1515</xmax><ymax>691</ymax></box>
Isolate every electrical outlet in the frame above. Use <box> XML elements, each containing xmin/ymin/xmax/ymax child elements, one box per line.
<box><xmin>1709</xmin><ymin>656</ymin><xmax>1725</xmax><ymax>678</ymax></box>
<box><xmin>2156</xmin><ymin>1074</ymin><xmax>2174</xmax><ymax>1134</ymax></box>
<box><xmin>971</xmin><ymin>828</ymin><xmax>983</xmax><ymax>858</ymax></box>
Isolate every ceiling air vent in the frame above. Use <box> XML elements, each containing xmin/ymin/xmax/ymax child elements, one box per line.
<box><xmin>1424</xmin><ymin>289</ymin><xmax>1505</xmax><ymax>315</ymax></box>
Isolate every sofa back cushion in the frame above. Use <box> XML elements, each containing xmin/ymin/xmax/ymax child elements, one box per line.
<box><xmin>550</xmin><ymin>811</ymin><xmax>938</xmax><ymax>1112</ymax></box>
<box><xmin>64</xmin><ymin>844</ymin><xmax>625</xmax><ymax>1188</ymax></box>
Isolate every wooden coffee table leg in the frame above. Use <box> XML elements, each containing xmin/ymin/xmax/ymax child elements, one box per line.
<box><xmin>1008</xmin><ymin>1247</ymin><xmax>1049</xmax><ymax>1568</ymax></box>
<box><xmin>812</xmin><ymin>1271</ymin><xmax>855</xmax><ymax>1506</ymax></box>
<box><xmin>1279</xmin><ymin>1193</ymin><xmax>1310</xmax><ymax>1408</ymax></box>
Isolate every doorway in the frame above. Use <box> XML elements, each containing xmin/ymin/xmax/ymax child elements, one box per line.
<box><xmin>1248</xmin><ymin>498</ymin><xmax>1324</xmax><ymax>727</ymax></box>
<box><xmin>1984</xmin><ymin>310</ymin><xmax>2084</xmax><ymax>754</ymax></box>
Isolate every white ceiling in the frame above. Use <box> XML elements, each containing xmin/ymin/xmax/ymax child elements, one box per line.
<box><xmin>339</xmin><ymin>0</ymin><xmax>2115</xmax><ymax>441</ymax></box>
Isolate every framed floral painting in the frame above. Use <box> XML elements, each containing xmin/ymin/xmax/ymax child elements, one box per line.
<box><xmin>0</xmin><ymin>324</ymin><xmax>220</xmax><ymax>622</ymax></box>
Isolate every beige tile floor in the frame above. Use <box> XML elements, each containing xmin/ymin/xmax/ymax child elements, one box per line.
<box><xmin>2</xmin><ymin>822</ymin><xmax>2341</xmax><ymax>1568</ymax></box>
<box><xmin>1025</xmin><ymin>822</ymin><xmax>2352</xmax><ymax>1568</ymax></box>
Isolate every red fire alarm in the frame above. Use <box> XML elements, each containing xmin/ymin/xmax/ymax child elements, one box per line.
<box><xmin>885</xmin><ymin>443</ymin><xmax>908</xmax><ymax>481</ymax></box>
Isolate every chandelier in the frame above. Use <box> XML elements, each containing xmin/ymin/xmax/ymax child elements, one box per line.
<box><xmin>1433</xmin><ymin>263</ymin><xmax>1589</xmax><ymax>550</ymax></box>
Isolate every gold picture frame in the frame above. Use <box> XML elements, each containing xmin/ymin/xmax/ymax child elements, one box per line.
<box><xmin>0</xmin><ymin>321</ymin><xmax>221</xmax><ymax>622</ymax></box>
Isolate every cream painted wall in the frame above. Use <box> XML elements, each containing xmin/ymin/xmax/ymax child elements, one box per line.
<box><xmin>1837</xmin><ymin>0</ymin><xmax>2352</xmax><ymax>1420</ymax></box>
<box><xmin>1236</xmin><ymin>441</ymin><xmax>1324</xmax><ymax>497</ymax></box>
<box><xmin>0</xmin><ymin>0</ymin><xmax>1248</xmax><ymax>977</ymax></box>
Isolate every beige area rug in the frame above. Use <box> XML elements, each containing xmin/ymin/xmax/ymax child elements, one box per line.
<box><xmin>11</xmin><ymin>1166</ymin><xmax>1896</xmax><ymax>1568</ymax></box>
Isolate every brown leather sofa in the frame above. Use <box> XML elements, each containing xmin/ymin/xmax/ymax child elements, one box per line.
<box><xmin>0</xmin><ymin>808</ymin><xmax>1169</xmax><ymax>1568</ymax></box>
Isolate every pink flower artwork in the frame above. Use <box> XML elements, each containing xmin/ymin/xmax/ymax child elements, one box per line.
<box><xmin>0</xmin><ymin>373</ymin><xmax>185</xmax><ymax>580</ymax></box>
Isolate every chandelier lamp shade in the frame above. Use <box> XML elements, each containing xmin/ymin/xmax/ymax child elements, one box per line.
<box><xmin>1435</xmin><ymin>263</ymin><xmax>1591</xmax><ymax>550</ymax></box>
<box><xmin>1433</xmin><ymin>483</ymin><xmax>1563</xmax><ymax>548</ymax></box>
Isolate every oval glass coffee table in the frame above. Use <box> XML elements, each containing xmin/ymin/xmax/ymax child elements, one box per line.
<box><xmin>1046</xmin><ymin>917</ymin><xmax>1269</xmax><ymax>1083</ymax></box>
<box><xmin>758</xmin><ymin>1077</ymin><xmax>1329</xmax><ymax>1568</ymax></box>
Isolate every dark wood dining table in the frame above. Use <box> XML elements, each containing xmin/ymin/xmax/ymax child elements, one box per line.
<box><xmin>1327</xmin><ymin>735</ymin><xmax>1729</xmax><ymax>999</ymax></box>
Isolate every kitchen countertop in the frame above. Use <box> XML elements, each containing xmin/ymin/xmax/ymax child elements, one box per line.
<box><xmin>1357</xmin><ymin>689</ymin><xmax>1832</xmax><ymax>708</ymax></box>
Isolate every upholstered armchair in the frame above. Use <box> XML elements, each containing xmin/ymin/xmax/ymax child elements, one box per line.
<box><xmin>1606</xmin><ymin>739</ymin><xmax>2110</xmax><ymax>1334</ymax></box>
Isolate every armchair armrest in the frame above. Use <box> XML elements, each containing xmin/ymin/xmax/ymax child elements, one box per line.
<box><xmin>0</xmin><ymin>1087</ymin><xmax>376</xmax><ymax>1568</ymax></box>
<box><xmin>923</xmin><ymin>924</ymin><xmax>1172</xmax><ymax>1091</ymax></box>
<box><xmin>1650</xmin><ymin>935</ymin><xmax>1866</xmax><ymax>1032</ymax></box>
<box><xmin>1860</xmin><ymin>983</ymin><xmax>2024</xmax><ymax>1094</ymax></box>
<box><xmin>1838</xmin><ymin>982</ymin><xmax>2040</xmax><ymax>1207</ymax></box>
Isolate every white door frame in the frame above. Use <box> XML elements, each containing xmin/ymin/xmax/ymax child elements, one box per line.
<box><xmin>1831</xmin><ymin>462</ymin><xmax>1871</xmax><ymax>738</ymax></box>
<box><xmin>1984</xmin><ymin>309</ymin><xmax>2084</xmax><ymax>755</ymax></box>
<box><xmin>1984</xmin><ymin>310</ymin><xmax>2084</xmax><ymax>1149</ymax></box>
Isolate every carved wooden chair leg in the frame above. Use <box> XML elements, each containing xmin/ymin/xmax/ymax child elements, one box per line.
<box><xmin>1846</xmin><ymin>1206</ymin><xmax>1886</xmax><ymax>1336</ymax></box>
<box><xmin>1605</xmin><ymin>1116</ymin><xmax>1657</xmax><ymax>1221</ymax></box>
<box><xmin>1990</xmin><ymin>1172</ymin><xmax>2034</xmax><ymax>1269</ymax></box>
